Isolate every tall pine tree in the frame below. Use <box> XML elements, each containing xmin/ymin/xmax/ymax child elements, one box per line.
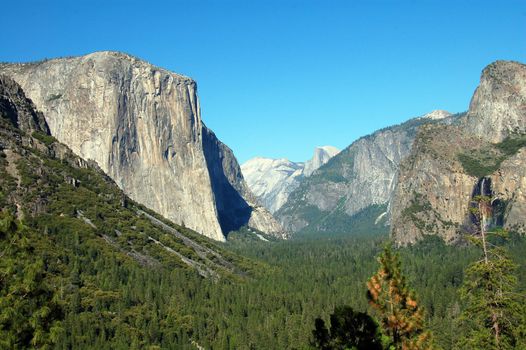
<box><xmin>367</xmin><ymin>244</ymin><xmax>432</xmax><ymax>350</ymax></box>
<box><xmin>457</xmin><ymin>195</ymin><xmax>525</xmax><ymax>349</ymax></box>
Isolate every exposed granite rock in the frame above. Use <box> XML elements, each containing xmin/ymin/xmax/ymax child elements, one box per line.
<box><xmin>391</xmin><ymin>61</ymin><xmax>526</xmax><ymax>245</ymax></box>
<box><xmin>463</xmin><ymin>61</ymin><xmax>526</xmax><ymax>142</ymax></box>
<box><xmin>241</xmin><ymin>157</ymin><xmax>303</xmax><ymax>213</ymax></box>
<box><xmin>0</xmin><ymin>52</ymin><xmax>283</xmax><ymax>241</ymax></box>
<box><xmin>0</xmin><ymin>75</ymin><xmax>49</xmax><ymax>134</ymax></box>
<box><xmin>241</xmin><ymin>146</ymin><xmax>340</xmax><ymax>213</ymax></box>
<box><xmin>303</xmin><ymin>146</ymin><xmax>340</xmax><ymax>176</ymax></box>
<box><xmin>276</xmin><ymin>111</ymin><xmax>456</xmax><ymax>234</ymax></box>
<box><xmin>0</xmin><ymin>77</ymin><xmax>249</xmax><ymax>277</ymax></box>
<box><xmin>202</xmin><ymin>126</ymin><xmax>286</xmax><ymax>238</ymax></box>
<box><xmin>390</xmin><ymin>125</ymin><xmax>480</xmax><ymax>245</ymax></box>
<box><xmin>490</xmin><ymin>148</ymin><xmax>526</xmax><ymax>233</ymax></box>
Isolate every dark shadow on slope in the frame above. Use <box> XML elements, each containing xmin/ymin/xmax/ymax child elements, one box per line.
<box><xmin>0</xmin><ymin>75</ymin><xmax>50</xmax><ymax>134</ymax></box>
<box><xmin>202</xmin><ymin>126</ymin><xmax>252</xmax><ymax>235</ymax></box>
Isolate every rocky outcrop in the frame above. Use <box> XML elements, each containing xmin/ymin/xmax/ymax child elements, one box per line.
<box><xmin>0</xmin><ymin>51</ymin><xmax>283</xmax><ymax>241</ymax></box>
<box><xmin>389</xmin><ymin>125</ymin><xmax>481</xmax><ymax>245</ymax></box>
<box><xmin>463</xmin><ymin>61</ymin><xmax>526</xmax><ymax>143</ymax></box>
<box><xmin>275</xmin><ymin>111</ymin><xmax>456</xmax><ymax>234</ymax></box>
<box><xmin>391</xmin><ymin>61</ymin><xmax>526</xmax><ymax>245</ymax></box>
<box><xmin>0</xmin><ymin>75</ymin><xmax>49</xmax><ymax>134</ymax></box>
<box><xmin>241</xmin><ymin>146</ymin><xmax>339</xmax><ymax>213</ymax></box>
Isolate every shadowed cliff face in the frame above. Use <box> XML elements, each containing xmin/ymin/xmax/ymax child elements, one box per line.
<box><xmin>202</xmin><ymin>126</ymin><xmax>253</xmax><ymax>234</ymax></box>
<box><xmin>391</xmin><ymin>61</ymin><xmax>526</xmax><ymax>245</ymax></box>
<box><xmin>202</xmin><ymin>125</ymin><xmax>286</xmax><ymax>237</ymax></box>
<box><xmin>0</xmin><ymin>51</ymin><xmax>284</xmax><ymax>241</ymax></box>
<box><xmin>0</xmin><ymin>75</ymin><xmax>49</xmax><ymax>134</ymax></box>
<box><xmin>468</xmin><ymin>177</ymin><xmax>506</xmax><ymax>230</ymax></box>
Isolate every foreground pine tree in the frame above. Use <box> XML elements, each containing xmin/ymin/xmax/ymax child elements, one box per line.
<box><xmin>457</xmin><ymin>195</ymin><xmax>525</xmax><ymax>349</ymax></box>
<box><xmin>367</xmin><ymin>244</ymin><xmax>432</xmax><ymax>350</ymax></box>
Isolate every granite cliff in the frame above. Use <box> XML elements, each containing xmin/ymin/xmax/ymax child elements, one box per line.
<box><xmin>0</xmin><ymin>74</ymin><xmax>251</xmax><ymax>279</ymax></box>
<box><xmin>276</xmin><ymin>111</ymin><xmax>456</xmax><ymax>234</ymax></box>
<box><xmin>390</xmin><ymin>61</ymin><xmax>526</xmax><ymax>245</ymax></box>
<box><xmin>0</xmin><ymin>51</ymin><xmax>284</xmax><ymax>241</ymax></box>
<box><xmin>241</xmin><ymin>146</ymin><xmax>340</xmax><ymax>213</ymax></box>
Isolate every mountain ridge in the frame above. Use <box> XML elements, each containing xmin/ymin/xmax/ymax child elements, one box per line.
<box><xmin>275</xmin><ymin>110</ymin><xmax>458</xmax><ymax>234</ymax></box>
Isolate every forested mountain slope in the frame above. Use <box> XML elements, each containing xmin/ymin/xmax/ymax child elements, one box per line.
<box><xmin>0</xmin><ymin>75</ymin><xmax>262</xmax><ymax>348</ymax></box>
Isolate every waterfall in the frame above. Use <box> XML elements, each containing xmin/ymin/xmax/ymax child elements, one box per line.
<box><xmin>469</xmin><ymin>177</ymin><xmax>506</xmax><ymax>231</ymax></box>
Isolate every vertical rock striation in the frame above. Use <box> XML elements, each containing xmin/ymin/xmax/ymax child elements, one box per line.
<box><xmin>0</xmin><ymin>51</ymin><xmax>283</xmax><ymax>240</ymax></box>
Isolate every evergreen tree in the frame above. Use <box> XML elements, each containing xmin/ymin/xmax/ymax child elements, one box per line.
<box><xmin>367</xmin><ymin>244</ymin><xmax>432</xmax><ymax>350</ymax></box>
<box><xmin>0</xmin><ymin>212</ymin><xmax>64</xmax><ymax>349</ymax></box>
<box><xmin>311</xmin><ymin>305</ymin><xmax>382</xmax><ymax>350</ymax></box>
<box><xmin>457</xmin><ymin>195</ymin><xmax>525</xmax><ymax>349</ymax></box>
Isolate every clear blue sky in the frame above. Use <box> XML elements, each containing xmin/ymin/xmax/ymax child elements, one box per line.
<box><xmin>1</xmin><ymin>0</ymin><xmax>525</xmax><ymax>163</ymax></box>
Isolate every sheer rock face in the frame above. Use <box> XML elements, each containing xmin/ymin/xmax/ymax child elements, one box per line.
<box><xmin>202</xmin><ymin>127</ymin><xmax>286</xmax><ymax>238</ymax></box>
<box><xmin>391</xmin><ymin>61</ymin><xmax>526</xmax><ymax>245</ymax></box>
<box><xmin>463</xmin><ymin>61</ymin><xmax>526</xmax><ymax>143</ymax></box>
<box><xmin>389</xmin><ymin>126</ymin><xmax>481</xmax><ymax>245</ymax></box>
<box><xmin>275</xmin><ymin>126</ymin><xmax>415</xmax><ymax>233</ymax></box>
<box><xmin>275</xmin><ymin>112</ymin><xmax>456</xmax><ymax>234</ymax></box>
<box><xmin>241</xmin><ymin>146</ymin><xmax>340</xmax><ymax>214</ymax></box>
<box><xmin>490</xmin><ymin>149</ymin><xmax>526</xmax><ymax>233</ymax></box>
<box><xmin>0</xmin><ymin>51</ymin><xmax>283</xmax><ymax>241</ymax></box>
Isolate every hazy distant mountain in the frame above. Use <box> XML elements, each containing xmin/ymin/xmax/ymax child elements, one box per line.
<box><xmin>241</xmin><ymin>146</ymin><xmax>340</xmax><ymax>213</ymax></box>
<box><xmin>275</xmin><ymin>110</ymin><xmax>458</xmax><ymax>235</ymax></box>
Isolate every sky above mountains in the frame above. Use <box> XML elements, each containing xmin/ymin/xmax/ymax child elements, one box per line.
<box><xmin>2</xmin><ymin>0</ymin><xmax>525</xmax><ymax>163</ymax></box>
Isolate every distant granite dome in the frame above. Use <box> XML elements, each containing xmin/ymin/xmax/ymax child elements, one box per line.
<box><xmin>241</xmin><ymin>146</ymin><xmax>340</xmax><ymax>213</ymax></box>
<box><xmin>0</xmin><ymin>51</ymin><xmax>285</xmax><ymax>241</ymax></box>
<box><xmin>303</xmin><ymin>146</ymin><xmax>340</xmax><ymax>176</ymax></box>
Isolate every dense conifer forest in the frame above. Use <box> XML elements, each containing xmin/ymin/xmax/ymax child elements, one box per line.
<box><xmin>2</xmin><ymin>195</ymin><xmax>525</xmax><ymax>349</ymax></box>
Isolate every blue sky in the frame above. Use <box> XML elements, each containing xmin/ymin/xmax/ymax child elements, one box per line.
<box><xmin>1</xmin><ymin>1</ymin><xmax>525</xmax><ymax>163</ymax></box>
